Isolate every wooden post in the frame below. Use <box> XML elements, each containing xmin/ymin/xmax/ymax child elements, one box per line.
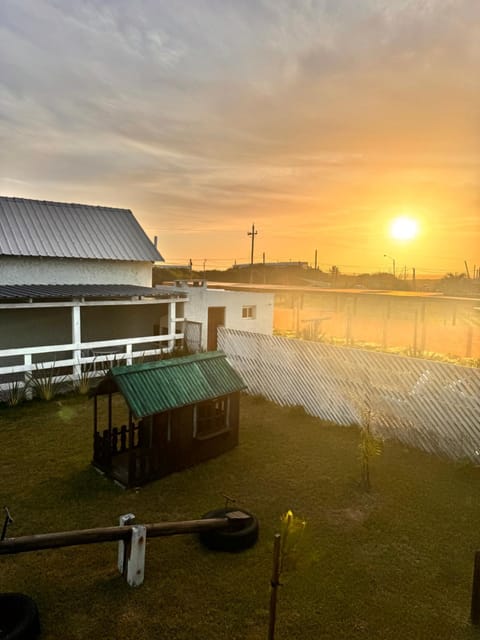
<box><xmin>295</xmin><ymin>295</ymin><xmax>301</xmax><ymax>337</ymax></box>
<box><xmin>382</xmin><ymin>310</ymin><xmax>388</xmax><ymax>349</ymax></box>
<box><xmin>420</xmin><ymin>303</ymin><xmax>427</xmax><ymax>353</ymax></box>
<box><xmin>466</xmin><ymin>325</ymin><xmax>473</xmax><ymax>358</ymax></box>
<box><xmin>128</xmin><ymin>410</ymin><xmax>135</xmax><ymax>487</ymax></box>
<box><xmin>413</xmin><ymin>310</ymin><xmax>418</xmax><ymax>356</ymax></box>
<box><xmin>268</xmin><ymin>533</ymin><xmax>282</xmax><ymax>640</ymax></box>
<box><xmin>0</xmin><ymin>515</ymin><xmax>238</xmax><ymax>555</ymax></box>
<box><xmin>71</xmin><ymin>304</ymin><xmax>82</xmax><ymax>382</ymax></box>
<box><xmin>345</xmin><ymin>302</ymin><xmax>353</xmax><ymax>346</ymax></box>
<box><xmin>24</xmin><ymin>354</ymin><xmax>32</xmax><ymax>400</ymax></box>
<box><xmin>471</xmin><ymin>551</ymin><xmax>480</xmax><ymax>624</ymax></box>
<box><xmin>93</xmin><ymin>395</ymin><xmax>98</xmax><ymax>438</ymax></box>
<box><xmin>108</xmin><ymin>393</ymin><xmax>112</xmax><ymax>432</ymax></box>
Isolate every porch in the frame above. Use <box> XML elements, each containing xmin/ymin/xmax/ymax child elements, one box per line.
<box><xmin>0</xmin><ymin>284</ymin><xmax>187</xmax><ymax>394</ymax></box>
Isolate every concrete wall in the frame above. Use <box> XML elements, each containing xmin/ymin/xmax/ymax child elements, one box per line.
<box><xmin>0</xmin><ymin>256</ymin><xmax>153</xmax><ymax>286</ymax></box>
<box><xmin>178</xmin><ymin>283</ymin><xmax>274</xmax><ymax>351</ymax></box>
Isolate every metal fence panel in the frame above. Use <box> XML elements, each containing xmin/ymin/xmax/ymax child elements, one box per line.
<box><xmin>218</xmin><ymin>328</ymin><xmax>480</xmax><ymax>462</ymax></box>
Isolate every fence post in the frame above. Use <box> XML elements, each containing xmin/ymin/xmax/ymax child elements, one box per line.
<box><xmin>466</xmin><ymin>325</ymin><xmax>473</xmax><ymax>358</ymax></box>
<box><xmin>412</xmin><ymin>310</ymin><xmax>419</xmax><ymax>356</ymax></box>
<box><xmin>268</xmin><ymin>533</ymin><xmax>282</xmax><ymax>640</ymax></box>
<box><xmin>382</xmin><ymin>311</ymin><xmax>388</xmax><ymax>349</ymax></box>
<box><xmin>24</xmin><ymin>354</ymin><xmax>32</xmax><ymax>400</ymax></box>
<box><xmin>71</xmin><ymin>305</ymin><xmax>82</xmax><ymax>382</ymax></box>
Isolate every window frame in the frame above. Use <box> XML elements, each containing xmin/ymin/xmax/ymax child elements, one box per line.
<box><xmin>193</xmin><ymin>396</ymin><xmax>231</xmax><ymax>440</ymax></box>
<box><xmin>242</xmin><ymin>305</ymin><xmax>256</xmax><ymax>319</ymax></box>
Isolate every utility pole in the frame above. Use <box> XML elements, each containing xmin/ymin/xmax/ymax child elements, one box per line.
<box><xmin>384</xmin><ymin>254</ymin><xmax>396</xmax><ymax>279</ymax></box>
<box><xmin>248</xmin><ymin>223</ymin><xmax>257</xmax><ymax>266</ymax></box>
<box><xmin>314</xmin><ymin>249</ymin><xmax>318</xmax><ymax>270</ymax></box>
<box><xmin>248</xmin><ymin>223</ymin><xmax>257</xmax><ymax>284</ymax></box>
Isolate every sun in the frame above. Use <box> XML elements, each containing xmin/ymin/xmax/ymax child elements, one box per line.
<box><xmin>390</xmin><ymin>216</ymin><xmax>418</xmax><ymax>241</ymax></box>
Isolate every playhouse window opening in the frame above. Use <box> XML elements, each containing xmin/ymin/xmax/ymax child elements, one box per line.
<box><xmin>194</xmin><ymin>397</ymin><xmax>230</xmax><ymax>440</ymax></box>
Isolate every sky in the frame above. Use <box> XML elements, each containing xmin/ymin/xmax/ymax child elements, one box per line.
<box><xmin>1</xmin><ymin>0</ymin><xmax>479</xmax><ymax>275</ymax></box>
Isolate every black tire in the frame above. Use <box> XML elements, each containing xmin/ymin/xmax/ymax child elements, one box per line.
<box><xmin>0</xmin><ymin>593</ymin><xmax>41</xmax><ymax>640</ymax></box>
<box><xmin>198</xmin><ymin>507</ymin><xmax>259</xmax><ymax>552</ymax></box>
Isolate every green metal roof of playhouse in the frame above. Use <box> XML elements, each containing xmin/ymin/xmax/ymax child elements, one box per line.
<box><xmin>108</xmin><ymin>351</ymin><xmax>246</xmax><ymax>418</ymax></box>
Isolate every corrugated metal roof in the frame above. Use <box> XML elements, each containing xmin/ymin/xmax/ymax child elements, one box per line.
<box><xmin>0</xmin><ymin>284</ymin><xmax>185</xmax><ymax>301</ymax></box>
<box><xmin>0</xmin><ymin>197</ymin><xmax>163</xmax><ymax>262</ymax></box>
<box><xmin>110</xmin><ymin>351</ymin><xmax>246</xmax><ymax>418</ymax></box>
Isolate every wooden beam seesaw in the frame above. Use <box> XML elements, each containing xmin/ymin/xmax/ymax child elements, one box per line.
<box><xmin>0</xmin><ymin>511</ymin><xmax>251</xmax><ymax>587</ymax></box>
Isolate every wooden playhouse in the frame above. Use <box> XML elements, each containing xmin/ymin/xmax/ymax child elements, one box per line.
<box><xmin>91</xmin><ymin>351</ymin><xmax>246</xmax><ymax>487</ymax></box>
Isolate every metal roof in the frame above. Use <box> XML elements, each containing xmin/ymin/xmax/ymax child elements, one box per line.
<box><xmin>110</xmin><ymin>351</ymin><xmax>246</xmax><ymax>418</ymax></box>
<box><xmin>0</xmin><ymin>196</ymin><xmax>163</xmax><ymax>262</ymax></box>
<box><xmin>0</xmin><ymin>284</ymin><xmax>184</xmax><ymax>301</ymax></box>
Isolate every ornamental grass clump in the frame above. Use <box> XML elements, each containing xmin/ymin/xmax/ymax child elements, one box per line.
<box><xmin>27</xmin><ymin>363</ymin><xmax>68</xmax><ymax>401</ymax></box>
<box><xmin>73</xmin><ymin>363</ymin><xmax>95</xmax><ymax>395</ymax></box>
<box><xmin>3</xmin><ymin>380</ymin><xmax>25</xmax><ymax>407</ymax></box>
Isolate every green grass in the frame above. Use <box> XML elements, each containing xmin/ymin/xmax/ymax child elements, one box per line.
<box><xmin>1</xmin><ymin>393</ymin><xmax>480</xmax><ymax>639</ymax></box>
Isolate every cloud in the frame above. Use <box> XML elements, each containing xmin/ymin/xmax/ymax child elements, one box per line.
<box><xmin>0</xmin><ymin>0</ymin><xmax>478</xmax><ymax>269</ymax></box>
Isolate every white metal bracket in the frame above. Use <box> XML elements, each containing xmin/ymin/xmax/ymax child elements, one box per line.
<box><xmin>118</xmin><ymin>513</ymin><xmax>135</xmax><ymax>574</ymax></box>
<box><xmin>125</xmin><ymin>525</ymin><xmax>146</xmax><ymax>587</ymax></box>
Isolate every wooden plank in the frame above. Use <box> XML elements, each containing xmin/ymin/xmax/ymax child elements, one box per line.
<box><xmin>0</xmin><ymin>517</ymin><xmax>231</xmax><ymax>555</ymax></box>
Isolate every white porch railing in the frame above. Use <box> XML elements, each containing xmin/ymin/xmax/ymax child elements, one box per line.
<box><xmin>0</xmin><ymin>332</ymin><xmax>184</xmax><ymax>391</ymax></box>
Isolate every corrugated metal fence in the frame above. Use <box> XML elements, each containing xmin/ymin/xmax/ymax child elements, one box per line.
<box><xmin>218</xmin><ymin>328</ymin><xmax>480</xmax><ymax>463</ymax></box>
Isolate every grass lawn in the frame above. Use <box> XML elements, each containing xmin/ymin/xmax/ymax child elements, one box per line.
<box><xmin>1</xmin><ymin>392</ymin><xmax>480</xmax><ymax>639</ymax></box>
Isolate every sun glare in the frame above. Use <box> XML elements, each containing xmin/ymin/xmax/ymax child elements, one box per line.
<box><xmin>390</xmin><ymin>216</ymin><xmax>418</xmax><ymax>241</ymax></box>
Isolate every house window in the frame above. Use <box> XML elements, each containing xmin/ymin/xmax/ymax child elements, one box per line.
<box><xmin>242</xmin><ymin>305</ymin><xmax>256</xmax><ymax>319</ymax></box>
<box><xmin>194</xmin><ymin>397</ymin><xmax>230</xmax><ymax>440</ymax></box>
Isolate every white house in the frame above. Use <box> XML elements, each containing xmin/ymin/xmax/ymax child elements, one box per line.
<box><xmin>166</xmin><ymin>280</ymin><xmax>274</xmax><ymax>352</ymax></box>
<box><xmin>0</xmin><ymin>196</ymin><xmax>187</xmax><ymax>391</ymax></box>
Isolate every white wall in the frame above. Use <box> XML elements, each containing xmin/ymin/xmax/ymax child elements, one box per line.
<box><xmin>0</xmin><ymin>256</ymin><xmax>153</xmax><ymax>286</ymax></box>
<box><xmin>179</xmin><ymin>284</ymin><xmax>274</xmax><ymax>350</ymax></box>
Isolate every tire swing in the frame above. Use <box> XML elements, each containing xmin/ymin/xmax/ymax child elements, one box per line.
<box><xmin>0</xmin><ymin>592</ymin><xmax>41</xmax><ymax>640</ymax></box>
<box><xmin>198</xmin><ymin>507</ymin><xmax>259</xmax><ymax>552</ymax></box>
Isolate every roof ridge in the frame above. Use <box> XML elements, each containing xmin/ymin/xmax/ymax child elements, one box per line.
<box><xmin>0</xmin><ymin>195</ymin><xmax>130</xmax><ymax>212</ymax></box>
<box><xmin>111</xmin><ymin>351</ymin><xmax>225</xmax><ymax>376</ymax></box>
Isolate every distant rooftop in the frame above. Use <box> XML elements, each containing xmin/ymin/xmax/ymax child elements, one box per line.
<box><xmin>0</xmin><ymin>196</ymin><xmax>163</xmax><ymax>262</ymax></box>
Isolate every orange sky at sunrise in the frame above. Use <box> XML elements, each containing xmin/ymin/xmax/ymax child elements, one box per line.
<box><xmin>1</xmin><ymin>1</ymin><xmax>478</xmax><ymax>275</ymax></box>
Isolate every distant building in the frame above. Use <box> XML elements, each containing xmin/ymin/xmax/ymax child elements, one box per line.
<box><xmin>166</xmin><ymin>280</ymin><xmax>274</xmax><ymax>351</ymax></box>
